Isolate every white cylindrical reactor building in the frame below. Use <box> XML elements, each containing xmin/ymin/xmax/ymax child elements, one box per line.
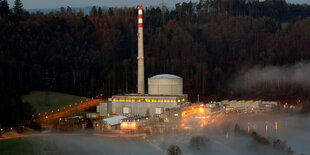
<box><xmin>148</xmin><ymin>74</ymin><xmax>183</xmax><ymax>95</ymax></box>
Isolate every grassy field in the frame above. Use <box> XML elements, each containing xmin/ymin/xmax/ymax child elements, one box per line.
<box><xmin>22</xmin><ymin>91</ymin><xmax>87</xmax><ymax>114</ymax></box>
<box><xmin>0</xmin><ymin>138</ymin><xmax>44</xmax><ymax>155</ymax></box>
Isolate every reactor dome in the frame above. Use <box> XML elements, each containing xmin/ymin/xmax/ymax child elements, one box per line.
<box><xmin>148</xmin><ymin>74</ymin><xmax>183</xmax><ymax>95</ymax></box>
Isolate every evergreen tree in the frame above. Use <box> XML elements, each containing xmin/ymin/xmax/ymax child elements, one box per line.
<box><xmin>13</xmin><ymin>0</ymin><xmax>23</xmax><ymax>14</ymax></box>
<box><xmin>90</xmin><ymin>6</ymin><xmax>97</xmax><ymax>17</ymax></box>
<box><xmin>60</xmin><ymin>7</ymin><xmax>66</xmax><ymax>15</ymax></box>
<box><xmin>98</xmin><ymin>7</ymin><xmax>103</xmax><ymax>17</ymax></box>
<box><xmin>67</xmin><ymin>6</ymin><xmax>72</xmax><ymax>15</ymax></box>
<box><xmin>77</xmin><ymin>8</ymin><xmax>84</xmax><ymax>17</ymax></box>
<box><xmin>108</xmin><ymin>8</ymin><xmax>114</xmax><ymax>16</ymax></box>
<box><xmin>0</xmin><ymin>0</ymin><xmax>10</xmax><ymax>15</ymax></box>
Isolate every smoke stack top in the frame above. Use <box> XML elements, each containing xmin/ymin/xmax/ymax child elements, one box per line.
<box><xmin>138</xmin><ymin>5</ymin><xmax>143</xmax><ymax>28</ymax></box>
<box><xmin>137</xmin><ymin>5</ymin><xmax>145</xmax><ymax>94</ymax></box>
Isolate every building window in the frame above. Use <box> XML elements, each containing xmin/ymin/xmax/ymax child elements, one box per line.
<box><xmin>123</xmin><ymin>107</ymin><xmax>131</xmax><ymax>114</ymax></box>
<box><xmin>155</xmin><ymin>108</ymin><xmax>163</xmax><ymax>114</ymax></box>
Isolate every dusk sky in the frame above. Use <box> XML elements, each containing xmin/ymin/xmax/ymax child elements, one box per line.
<box><xmin>7</xmin><ymin>0</ymin><xmax>310</xmax><ymax>9</ymax></box>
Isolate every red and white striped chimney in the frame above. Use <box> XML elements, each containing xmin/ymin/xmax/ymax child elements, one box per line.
<box><xmin>137</xmin><ymin>5</ymin><xmax>145</xmax><ymax>94</ymax></box>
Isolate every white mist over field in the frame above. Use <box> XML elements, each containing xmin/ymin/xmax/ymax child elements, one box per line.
<box><xmin>149</xmin><ymin>113</ymin><xmax>310</xmax><ymax>155</ymax></box>
<box><xmin>26</xmin><ymin>113</ymin><xmax>310</xmax><ymax>155</ymax></box>
<box><xmin>231</xmin><ymin>62</ymin><xmax>310</xmax><ymax>91</ymax></box>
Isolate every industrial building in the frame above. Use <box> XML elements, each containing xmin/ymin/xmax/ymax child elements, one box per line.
<box><xmin>219</xmin><ymin>100</ymin><xmax>280</xmax><ymax>112</ymax></box>
<box><xmin>120</xmin><ymin>116</ymin><xmax>150</xmax><ymax>130</ymax></box>
<box><xmin>99</xmin><ymin>74</ymin><xmax>188</xmax><ymax>117</ymax></box>
<box><xmin>98</xmin><ymin>5</ymin><xmax>188</xmax><ymax>118</ymax></box>
<box><xmin>96</xmin><ymin>115</ymin><xmax>127</xmax><ymax>130</ymax></box>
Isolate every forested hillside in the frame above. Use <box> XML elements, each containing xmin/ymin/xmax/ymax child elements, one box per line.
<box><xmin>1</xmin><ymin>0</ymin><xmax>310</xmax><ymax>125</ymax></box>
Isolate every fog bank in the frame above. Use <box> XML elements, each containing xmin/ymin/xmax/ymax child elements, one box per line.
<box><xmin>231</xmin><ymin>62</ymin><xmax>310</xmax><ymax>92</ymax></box>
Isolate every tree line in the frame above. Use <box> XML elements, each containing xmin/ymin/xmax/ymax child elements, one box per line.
<box><xmin>1</xmin><ymin>0</ymin><xmax>310</xmax><ymax>126</ymax></box>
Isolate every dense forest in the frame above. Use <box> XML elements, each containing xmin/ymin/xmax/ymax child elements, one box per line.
<box><xmin>1</xmin><ymin>0</ymin><xmax>310</xmax><ymax>125</ymax></box>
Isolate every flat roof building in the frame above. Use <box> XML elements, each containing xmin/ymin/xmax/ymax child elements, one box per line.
<box><xmin>109</xmin><ymin>93</ymin><xmax>188</xmax><ymax>117</ymax></box>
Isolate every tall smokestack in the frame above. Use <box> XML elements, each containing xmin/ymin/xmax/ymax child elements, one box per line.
<box><xmin>137</xmin><ymin>5</ymin><xmax>145</xmax><ymax>94</ymax></box>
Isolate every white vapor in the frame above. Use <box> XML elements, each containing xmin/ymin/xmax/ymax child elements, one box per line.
<box><xmin>231</xmin><ymin>62</ymin><xmax>310</xmax><ymax>91</ymax></box>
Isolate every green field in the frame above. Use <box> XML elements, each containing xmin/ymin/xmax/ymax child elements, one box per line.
<box><xmin>22</xmin><ymin>91</ymin><xmax>87</xmax><ymax>114</ymax></box>
<box><xmin>0</xmin><ymin>138</ymin><xmax>44</xmax><ymax>155</ymax></box>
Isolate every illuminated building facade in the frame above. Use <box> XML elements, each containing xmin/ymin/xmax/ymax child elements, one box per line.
<box><xmin>109</xmin><ymin>94</ymin><xmax>187</xmax><ymax>117</ymax></box>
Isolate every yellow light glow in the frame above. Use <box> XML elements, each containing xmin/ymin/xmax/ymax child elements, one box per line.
<box><xmin>200</xmin><ymin>123</ymin><xmax>204</xmax><ymax>128</ymax></box>
<box><xmin>200</xmin><ymin>108</ymin><xmax>204</xmax><ymax>114</ymax></box>
<box><xmin>248</xmin><ymin>122</ymin><xmax>250</xmax><ymax>133</ymax></box>
<box><xmin>265</xmin><ymin>121</ymin><xmax>268</xmax><ymax>136</ymax></box>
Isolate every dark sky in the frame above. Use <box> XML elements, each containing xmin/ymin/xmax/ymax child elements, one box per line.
<box><xmin>7</xmin><ymin>0</ymin><xmax>310</xmax><ymax>9</ymax></box>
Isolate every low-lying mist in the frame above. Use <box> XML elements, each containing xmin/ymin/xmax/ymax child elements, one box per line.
<box><xmin>23</xmin><ymin>113</ymin><xmax>310</xmax><ymax>155</ymax></box>
<box><xmin>150</xmin><ymin>113</ymin><xmax>310</xmax><ymax>155</ymax></box>
<box><xmin>230</xmin><ymin>62</ymin><xmax>310</xmax><ymax>99</ymax></box>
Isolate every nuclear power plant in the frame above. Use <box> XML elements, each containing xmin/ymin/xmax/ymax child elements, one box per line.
<box><xmin>99</xmin><ymin>5</ymin><xmax>188</xmax><ymax>118</ymax></box>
